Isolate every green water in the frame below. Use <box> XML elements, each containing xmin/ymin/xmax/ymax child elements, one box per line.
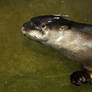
<box><xmin>0</xmin><ymin>0</ymin><xmax>92</xmax><ymax>92</ymax></box>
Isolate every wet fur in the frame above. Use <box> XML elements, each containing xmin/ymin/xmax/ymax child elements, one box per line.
<box><xmin>22</xmin><ymin>15</ymin><xmax>92</xmax><ymax>85</ymax></box>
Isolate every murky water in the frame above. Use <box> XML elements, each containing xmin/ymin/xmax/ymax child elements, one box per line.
<box><xmin>0</xmin><ymin>0</ymin><xmax>92</xmax><ymax>91</ymax></box>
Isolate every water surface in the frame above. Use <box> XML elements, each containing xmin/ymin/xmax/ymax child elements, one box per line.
<box><xmin>0</xmin><ymin>0</ymin><xmax>92</xmax><ymax>92</ymax></box>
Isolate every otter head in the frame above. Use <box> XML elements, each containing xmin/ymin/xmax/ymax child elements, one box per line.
<box><xmin>22</xmin><ymin>15</ymin><xmax>70</xmax><ymax>46</ymax></box>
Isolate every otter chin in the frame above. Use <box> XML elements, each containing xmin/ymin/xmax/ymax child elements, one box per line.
<box><xmin>21</xmin><ymin>15</ymin><xmax>92</xmax><ymax>86</ymax></box>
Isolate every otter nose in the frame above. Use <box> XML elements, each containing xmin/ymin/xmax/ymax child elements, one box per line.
<box><xmin>23</xmin><ymin>22</ymin><xmax>30</xmax><ymax>28</ymax></box>
<box><xmin>23</xmin><ymin>21</ymin><xmax>31</xmax><ymax>30</ymax></box>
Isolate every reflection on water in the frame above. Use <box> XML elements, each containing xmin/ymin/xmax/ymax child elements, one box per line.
<box><xmin>0</xmin><ymin>0</ymin><xmax>92</xmax><ymax>91</ymax></box>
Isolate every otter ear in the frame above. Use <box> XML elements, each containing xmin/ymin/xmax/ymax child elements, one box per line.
<box><xmin>60</xmin><ymin>25</ymin><xmax>70</xmax><ymax>31</ymax></box>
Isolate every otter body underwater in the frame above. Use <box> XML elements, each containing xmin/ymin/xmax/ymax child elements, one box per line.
<box><xmin>21</xmin><ymin>15</ymin><xmax>92</xmax><ymax>86</ymax></box>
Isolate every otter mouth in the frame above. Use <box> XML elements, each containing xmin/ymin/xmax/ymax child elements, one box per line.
<box><xmin>24</xmin><ymin>34</ymin><xmax>43</xmax><ymax>44</ymax></box>
<box><xmin>21</xmin><ymin>27</ymin><xmax>48</xmax><ymax>44</ymax></box>
<box><xmin>22</xmin><ymin>27</ymin><xmax>39</xmax><ymax>40</ymax></box>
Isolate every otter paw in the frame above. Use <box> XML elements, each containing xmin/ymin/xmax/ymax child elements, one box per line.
<box><xmin>70</xmin><ymin>71</ymin><xmax>90</xmax><ymax>86</ymax></box>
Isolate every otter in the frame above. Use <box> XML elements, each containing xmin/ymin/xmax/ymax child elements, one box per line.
<box><xmin>21</xmin><ymin>15</ymin><xmax>92</xmax><ymax>86</ymax></box>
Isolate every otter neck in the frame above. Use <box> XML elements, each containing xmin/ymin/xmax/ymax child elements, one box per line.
<box><xmin>44</xmin><ymin>30</ymin><xmax>89</xmax><ymax>52</ymax></box>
